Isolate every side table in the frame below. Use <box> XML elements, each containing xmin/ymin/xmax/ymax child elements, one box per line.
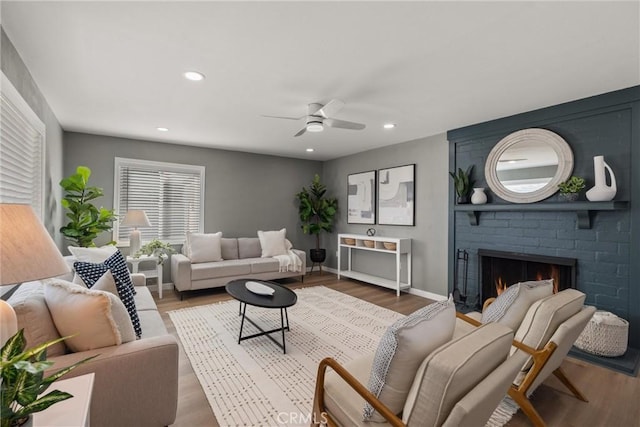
<box><xmin>33</xmin><ymin>372</ymin><xmax>95</xmax><ymax>426</ymax></box>
<box><xmin>126</xmin><ymin>255</ymin><xmax>165</xmax><ymax>298</ymax></box>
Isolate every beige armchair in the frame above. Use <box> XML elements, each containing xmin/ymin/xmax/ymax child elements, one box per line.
<box><xmin>459</xmin><ymin>289</ymin><xmax>596</xmax><ymax>427</ymax></box>
<box><xmin>313</xmin><ymin>323</ymin><xmax>523</xmax><ymax>426</ymax></box>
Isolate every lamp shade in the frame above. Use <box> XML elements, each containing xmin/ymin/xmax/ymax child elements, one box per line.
<box><xmin>121</xmin><ymin>210</ymin><xmax>151</xmax><ymax>228</ymax></box>
<box><xmin>0</xmin><ymin>204</ymin><xmax>69</xmax><ymax>285</ymax></box>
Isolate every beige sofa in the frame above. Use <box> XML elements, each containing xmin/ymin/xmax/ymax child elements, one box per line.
<box><xmin>7</xmin><ymin>273</ymin><xmax>179</xmax><ymax>427</ymax></box>
<box><xmin>171</xmin><ymin>237</ymin><xmax>306</xmax><ymax>296</ymax></box>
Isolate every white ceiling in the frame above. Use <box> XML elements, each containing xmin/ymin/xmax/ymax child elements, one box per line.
<box><xmin>2</xmin><ymin>1</ymin><xmax>639</xmax><ymax>161</ymax></box>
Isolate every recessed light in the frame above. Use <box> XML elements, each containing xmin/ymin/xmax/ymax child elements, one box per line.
<box><xmin>157</xmin><ymin>127</ymin><xmax>169</xmax><ymax>132</ymax></box>
<box><xmin>306</xmin><ymin>148</ymin><xmax>314</xmax><ymax>152</ymax></box>
<box><xmin>383</xmin><ymin>123</ymin><xmax>396</xmax><ymax>129</ymax></box>
<box><xmin>183</xmin><ymin>71</ymin><xmax>205</xmax><ymax>81</ymax></box>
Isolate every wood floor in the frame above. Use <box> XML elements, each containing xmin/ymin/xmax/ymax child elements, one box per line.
<box><xmin>155</xmin><ymin>272</ymin><xmax>640</xmax><ymax>427</ymax></box>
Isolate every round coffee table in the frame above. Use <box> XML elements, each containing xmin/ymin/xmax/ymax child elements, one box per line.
<box><xmin>225</xmin><ymin>279</ymin><xmax>297</xmax><ymax>353</ymax></box>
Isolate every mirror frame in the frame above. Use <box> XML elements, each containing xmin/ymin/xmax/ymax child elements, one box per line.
<box><xmin>485</xmin><ymin>128</ymin><xmax>574</xmax><ymax>204</ymax></box>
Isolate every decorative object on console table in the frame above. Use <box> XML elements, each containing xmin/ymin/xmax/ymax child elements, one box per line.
<box><xmin>557</xmin><ymin>176</ymin><xmax>585</xmax><ymax>202</ymax></box>
<box><xmin>470</xmin><ymin>187</ymin><xmax>487</xmax><ymax>205</ymax></box>
<box><xmin>378</xmin><ymin>164</ymin><xmax>415</xmax><ymax>225</ymax></box>
<box><xmin>0</xmin><ymin>204</ymin><xmax>70</xmax><ymax>346</ymax></box>
<box><xmin>121</xmin><ymin>210</ymin><xmax>151</xmax><ymax>255</ymax></box>
<box><xmin>449</xmin><ymin>165</ymin><xmax>474</xmax><ymax>205</ymax></box>
<box><xmin>347</xmin><ymin>170</ymin><xmax>376</xmax><ymax>224</ymax></box>
<box><xmin>59</xmin><ymin>166</ymin><xmax>117</xmax><ymax>247</ymax></box>
<box><xmin>296</xmin><ymin>174</ymin><xmax>338</xmax><ymax>273</ymax></box>
<box><xmin>586</xmin><ymin>155</ymin><xmax>617</xmax><ymax>202</ymax></box>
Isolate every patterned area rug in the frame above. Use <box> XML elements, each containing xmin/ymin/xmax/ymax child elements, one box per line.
<box><xmin>168</xmin><ymin>286</ymin><xmax>518</xmax><ymax>426</ymax></box>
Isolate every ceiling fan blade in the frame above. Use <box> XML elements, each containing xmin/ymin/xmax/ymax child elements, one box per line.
<box><xmin>261</xmin><ymin>114</ymin><xmax>304</xmax><ymax>121</ymax></box>
<box><xmin>324</xmin><ymin>118</ymin><xmax>365</xmax><ymax>130</ymax></box>
<box><xmin>317</xmin><ymin>99</ymin><xmax>344</xmax><ymax>118</ymax></box>
<box><xmin>294</xmin><ymin>126</ymin><xmax>307</xmax><ymax>137</ymax></box>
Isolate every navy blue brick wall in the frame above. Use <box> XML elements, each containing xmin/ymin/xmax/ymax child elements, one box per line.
<box><xmin>448</xmin><ymin>86</ymin><xmax>639</xmax><ymax>347</ymax></box>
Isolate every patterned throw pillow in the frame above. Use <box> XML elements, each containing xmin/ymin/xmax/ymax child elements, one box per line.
<box><xmin>363</xmin><ymin>296</ymin><xmax>455</xmax><ymax>421</ymax></box>
<box><xmin>74</xmin><ymin>250</ymin><xmax>141</xmax><ymax>338</ymax></box>
<box><xmin>481</xmin><ymin>279</ymin><xmax>554</xmax><ymax>330</ymax></box>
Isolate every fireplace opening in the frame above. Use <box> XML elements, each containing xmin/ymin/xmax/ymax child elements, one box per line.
<box><xmin>478</xmin><ymin>249</ymin><xmax>576</xmax><ymax>308</ymax></box>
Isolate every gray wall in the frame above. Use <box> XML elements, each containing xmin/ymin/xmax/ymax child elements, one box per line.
<box><xmin>1</xmin><ymin>27</ymin><xmax>65</xmax><ymax>246</ymax></box>
<box><xmin>63</xmin><ymin>132</ymin><xmax>323</xmax><ymax>278</ymax></box>
<box><xmin>323</xmin><ymin>134</ymin><xmax>449</xmax><ymax>297</ymax></box>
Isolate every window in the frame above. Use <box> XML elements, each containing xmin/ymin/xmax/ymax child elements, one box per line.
<box><xmin>0</xmin><ymin>72</ymin><xmax>45</xmax><ymax>218</ymax></box>
<box><xmin>113</xmin><ymin>157</ymin><xmax>205</xmax><ymax>245</ymax></box>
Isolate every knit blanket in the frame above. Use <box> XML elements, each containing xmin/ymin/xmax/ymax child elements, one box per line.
<box><xmin>273</xmin><ymin>250</ymin><xmax>302</xmax><ymax>272</ymax></box>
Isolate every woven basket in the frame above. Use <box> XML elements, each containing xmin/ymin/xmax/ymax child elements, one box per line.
<box><xmin>343</xmin><ymin>238</ymin><xmax>356</xmax><ymax>245</ymax></box>
<box><xmin>383</xmin><ymin>242</ymin><xmax>397</xmax><ymax>250</ymax></box>
<box><xmin>363</xmin><ymin>240</ymin><xmax>375</xmax><ymax>248</ymax></box>
<box><xmin>575</xmin><ymin>311</ymin><xmax>628</xmax><ymax>357</ymax></box>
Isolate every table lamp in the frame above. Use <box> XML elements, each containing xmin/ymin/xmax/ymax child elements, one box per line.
<box><xmin>0</xmin><ymin>204</ymin><xmax>70</xmax><ymax>346</ymax></box>
<box><xmin>121</xmin><ymin>210</ymin><xmax>151</xmax><ymax>255</ymax></box>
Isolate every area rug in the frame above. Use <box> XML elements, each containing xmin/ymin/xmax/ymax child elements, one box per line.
<box><xmin>168</xmin><ymin>286</ymin><xmax>518</xmax><ymax>426</ymax></box>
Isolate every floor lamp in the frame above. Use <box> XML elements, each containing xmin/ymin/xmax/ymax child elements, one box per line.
<box><xmin>121</xmin><ymin>210</ymin><xmax>151</xmax><ymax>255</ymax></box>
<box><xmin>0</xmin><ymin>204</ymin><xmax>70</xmax><ymax>346</ymax></box>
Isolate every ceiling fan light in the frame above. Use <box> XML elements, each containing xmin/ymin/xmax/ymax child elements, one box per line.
<box><xmin>183</xmin><ymin>71</ymin><xmax>205</xmax><ymax>81</ymax></box>
<box><xmin>306</xmin><ymin>121</ymin><xmax>323</xmax><ymax>132</ymax></box>
<box><xmin>383</xmin><ymin>123</ymin><xmax>396</xmax><ymax>129</ymax></box>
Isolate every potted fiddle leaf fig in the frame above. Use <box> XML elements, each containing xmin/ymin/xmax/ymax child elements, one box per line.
<box><xmin>296</xmin><ymin>174</ymin><xmax>338</xmax><ymax>265</ymax></box>
<box><xmin>449</xmin><ymin>165</ymin><xmax>475</xmax><ymax>204</ymax></box>
<box><xmin>60</xmin><ymin>166</ymin><xmax>117</xmax><ymax>247</ymax></box>
<box><xmin>0</xmin><ymin>330</ymin><xmax>96</xmax><ymax>427</ymax></box>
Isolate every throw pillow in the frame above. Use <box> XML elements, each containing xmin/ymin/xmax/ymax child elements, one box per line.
<box><xmin>103</xmin><ymin>250</ymin><xmax>137</xmax><ymax>295</ymax></box>
<box><xmin>67</xmin><ymin>245</ymin><xmax>118</xmax><ymax>263</ymax></box>
<box><xmin>187</xmin><ymin>232</ymin><xmax>223</xmax><ymax>263</ymax></box>
<box><xmin>257</xmin><ymin>228</ymin><xmax>288</xmax><ymax>257</ymax></box>
<box><xmin>481</xmin><ymin>279</ymin><xmax>554</xmax><ymax>330</ymax></box>
<box><xmin>44</xmin><ymin>279</ymin><xmax>136</xmax><ymax>352</ymax></box>
<box><xmin>74</xmin><ymin>252</ymin><xmax>142</xmax><ymax>338</ymax></box>
<box><xmin>363</xmin><ymin>296</ymin><xmax>456</xmax><ymax>421</ymax></box>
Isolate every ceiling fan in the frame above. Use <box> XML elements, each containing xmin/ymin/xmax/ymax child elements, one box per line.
<box><xmin>263</xmin><ymin>99</ymin><xmax>366</xmax><ymax>137</ymax></box>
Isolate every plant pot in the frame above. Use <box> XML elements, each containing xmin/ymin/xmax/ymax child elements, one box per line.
<box><xmin>560</xmin><ymin>192</ymin><xmax>579</xmax><ymax>202</ymax></box>
<box><xmin>309</xmin><ymin>249</ymin><xmax>326</xmax><ymax>263</ymax></box>
<box><xmin>457</xmin><ymin>195</ymin><xmax>470</xmax><ymax>204</ymax></box>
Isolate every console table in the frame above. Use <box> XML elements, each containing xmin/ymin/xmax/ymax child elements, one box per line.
<box><xmin>337</xmin><ymin>234</ymin><xmax>411</xmax><ymax>296</ymax></box>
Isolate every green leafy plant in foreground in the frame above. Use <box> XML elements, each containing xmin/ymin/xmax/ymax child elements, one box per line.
<box><xmin>557</xmin><ymin>176</ymin><xmax>586</xmax><ymax>194</ymax></box>
<box><xmin>134</xmin><ymin>239</ymin><xmax>176</xmax><ymax>265</ymax></box>
<box><xmin>296</xmin><ymin>174</ymin><xmax>338</xmax><ymax>250</ymax></box>
<box><xmin>0</xmin><ymin>330</ymin><xmax>96</xmax><ymax>427</ymax></box>
<box><xmin>60</xmin><ymin>166</ymin><xmax>117</xmax><ymax>247</ymax></box>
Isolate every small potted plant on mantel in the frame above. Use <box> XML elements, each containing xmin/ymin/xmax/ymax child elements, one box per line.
<box><xmin>557</xmin><ymin>176</ymin><xmax>586</xmax><ymax>202</ymax></box>
<box><xmin>449</xmin><ymin>165</ymin><xmax>475</xmax><ymax>204</ymax></box>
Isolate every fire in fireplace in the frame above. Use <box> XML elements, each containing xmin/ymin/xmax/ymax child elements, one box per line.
<box><xmin>478</xmin><ymin>249</ymin><xmax>576</xmax><ymax>308</ymax></box>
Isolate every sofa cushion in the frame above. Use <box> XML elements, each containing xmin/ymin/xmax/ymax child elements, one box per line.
<box><xmin>250</xmin><ymin>258</ymin><xmax>280</xmax><ymax>274</ymax></box>
<box><xmin>364</xmin><ymin>296</ymin><xmax>455</xmax><ymax>421</ymax></box>
<box><xmin>238</xmin><ymin>237</ymin><xmax>262</xmax><ymax>259</ymax></box>
<box><xmin>258</xmin><ymin>228</ymin><xmax>288</xmax><ymax>257</ymax></box>
<box><xmin>134</xmin><ymin>286</ymin><xmax>158</xmax><ymax>311</ymax></box>
<box><xmin>187</xmin><ymin>232</ymin><xmax>223</xmax><ymax>263</ymax></box>
<box><xmin>221</xmin><ymin>238</ymin><xmax>239</xmax><ymax>260</ymax></box>
<box><xmin>67</xmin><ymin>245</ymin><xmax>118</xmax><ymax>263</ymax></box>
<box><xmin>75</xmin><ymin>254</ymin><xmax>141</xmax><ymax>338</ymax></box>
<box><xmin>482</xmin><ymin>279</ymin><xmax>553</xmax><ymax>330</ymax></box>
<box><xmin>137</xmin><ymin>309</ymin><xmax>169</xmax><ymax>338</ymax></box>
<box><xmin>7</xmin><ymin>281</ymin><xmax>66</xmax><ymax>356</ymax></box>
<box><xmin>44</xmin><ymin>279</ymin><xmax>136</xmax><ymax>352</ymax></box>
<box><xmin>191</xmin><ymin>259</ymin><xmax>251</xmax><ymax>280</ymax></box>
<box><xmin>324</xmin><ymin>354</ymin><xmax>375</xmax><ymax>427</ymax></box>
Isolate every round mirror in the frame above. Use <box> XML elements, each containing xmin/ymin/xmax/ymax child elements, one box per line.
<box><xmin>485</xmin><ymin>128</ymin><xmax>573</xmax><ymax>203</ymax></box>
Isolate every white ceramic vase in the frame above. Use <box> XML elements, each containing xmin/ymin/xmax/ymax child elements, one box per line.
<box><xmin>471</xmin><ymin>188</ymin><xmax>487</xmax><ymax>205</ymax></box>
<box><xmin>586</xmin><ymin>155</ymin><xmax>617</xmax><ymax>202</ymax></box>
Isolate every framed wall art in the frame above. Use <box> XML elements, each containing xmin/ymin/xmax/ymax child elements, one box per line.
<box><xmin>377</xmin><ymin>164</ymin><xmax>415</xmax><ymax>226</ymax></box>
<box><xmin>347</xmin><ymin>170</ymin><xmax>376</xmax><ymax>224</ymax></box>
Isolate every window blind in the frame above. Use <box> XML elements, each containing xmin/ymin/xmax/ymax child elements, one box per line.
<box><xmin>114</xmin><ymin>158</ymin><xmax>204</xmax><ymax>245</ymax></box>
<box><xmin>0</xmin><ymin>73</ymin><xmax>45</xmax><ymax>218</ymax></box>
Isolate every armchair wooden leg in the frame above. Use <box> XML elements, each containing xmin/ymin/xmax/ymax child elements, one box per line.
<box><xmin>508</xmin><ymin>387</ymin><xmax>546</xmax><ymax>427</ymax></box>
<box><xmin>553</xmin><ymin>367</ymin><xmax>588</xmax><ymax>402</ymax></box>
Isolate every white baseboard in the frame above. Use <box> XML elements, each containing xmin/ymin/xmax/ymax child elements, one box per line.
<box><xmin>148</xmin><ymin>282</ymin><xmax>174</xmax><ymax>292</ymax></box>
<box><xmin>408</xmin><ymin>288</ymin><xmax>448</xmax><ymax>301</ymax></box>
